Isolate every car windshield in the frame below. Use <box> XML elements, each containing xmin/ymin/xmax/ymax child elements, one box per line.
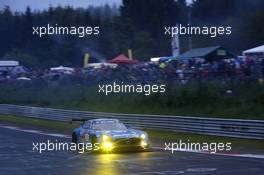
<box><xmin>92</xmin><ymin>122</ymin><xmax>127</xmax><ymax>131</ymax></box>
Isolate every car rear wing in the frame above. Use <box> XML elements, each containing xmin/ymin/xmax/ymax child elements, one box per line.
<box><xmin>70</xmin><ymin>118</ymin><xmax>87</xmax><ymax>124</ymax></box>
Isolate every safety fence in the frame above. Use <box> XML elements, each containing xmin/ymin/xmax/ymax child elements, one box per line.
<box><xmin>0</xmin><ymin>104</ymin><xmax>263</xmax><ymax>140</ymax></box>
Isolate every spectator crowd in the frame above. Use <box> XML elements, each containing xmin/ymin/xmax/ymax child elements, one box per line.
<box><xmin>1</xmin><ymin>56</ymin><xmax>264</xmax><ymax>85</ymax></box>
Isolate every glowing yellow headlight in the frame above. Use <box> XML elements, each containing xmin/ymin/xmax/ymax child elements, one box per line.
<box><xmin>141</xmin><ymin>140</ymin><xmax>148</xmax><ymax>147</ymax></box>
<box><xmin>102</xmin><ymin>135</ymin><xmax>110</xmax><ymax>141</ymax></box>
<box><xmin>102</xmin><ymin>142</ymin><xmax>113</xmax><ymax>150</ymax></box>
<box><xmin>140</xmin><ymin>134</ymin><xmax>146</xmax><ymax>140</ymax></box>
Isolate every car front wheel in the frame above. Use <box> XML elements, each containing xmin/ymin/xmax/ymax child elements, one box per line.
<box><xmin>72</xmin><ymin>132</ymin><xmax>77</xmax><ymax>143</ymax></box>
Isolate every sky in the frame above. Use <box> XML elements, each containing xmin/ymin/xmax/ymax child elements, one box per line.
<box><xmin>0</xmin><ymin>0</ymin><xmax>122</xmax><ymax>12</ymax></box>
<box><xmin>0</xmin><ymin>0</ymin><xmax>192</xmax><ymax>12</ymax></box>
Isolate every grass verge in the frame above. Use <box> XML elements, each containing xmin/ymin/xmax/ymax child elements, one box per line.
<box><xmin>1</xmin><ymin>82</ymin><xmax>264</xmax><ymax>120</ymax></box>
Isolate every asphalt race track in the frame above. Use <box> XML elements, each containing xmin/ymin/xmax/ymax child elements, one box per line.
<box><xmin>0</xmin><ymin>125</ymin><xmax>263</xmax><ymax>175</ymax></box>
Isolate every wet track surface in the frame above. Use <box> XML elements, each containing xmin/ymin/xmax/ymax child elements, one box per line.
<box><xmin>0</xmin><ymin>125</ymin><xmax>264</xmax><ymax>175</ymax></box>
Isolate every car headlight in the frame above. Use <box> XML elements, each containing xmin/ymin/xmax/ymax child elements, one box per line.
<box><xmin>101</xmin><ymin>135</ymin><xmax>113</xmax><ymax>151</ymax></box>
<box><xmin>140</xmin><ymin>133</ymin><xmax>146</xmax><ymax>140</ymax></box>
<box><xmin>102</xmin><ymin>134</ymin><xmax>111</xmax><ymax>141</ymax></box>
<box><xmin>141</xmin><ymin>140</ymin><xmax>148</xmax><ymax>147</ymax></box>
<box><xmin>102</xmin><ymin>141</ymin><xmax>113</xmax><ymax>151</ymax></box>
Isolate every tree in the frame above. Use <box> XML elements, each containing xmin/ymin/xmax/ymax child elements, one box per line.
<box><xmin>0</xmin><ymin>6</ymin><xmax>14</xmax><ymax>55</ymax></box>
<box><xmin>116</xmin><ymin>0</ymin><xmax>183</xmax><ymax>59</ymax></box>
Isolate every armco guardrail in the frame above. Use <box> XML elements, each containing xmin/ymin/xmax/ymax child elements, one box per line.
<box><xmin>0</xmin><ymin>104</ymin><xmax>263</xmax><ymax>140</ymax></box>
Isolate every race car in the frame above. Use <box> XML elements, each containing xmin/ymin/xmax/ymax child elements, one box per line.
<box><xmin>71</xmin><ymin>118</ymin><xmax>150</xmax><ymax>152</ymax></box>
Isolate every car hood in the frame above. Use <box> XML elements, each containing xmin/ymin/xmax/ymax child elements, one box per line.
<box><xmin>96</xmin><ymin>129</ymin><xmax>143</xmax><ymax>140</ymax></box>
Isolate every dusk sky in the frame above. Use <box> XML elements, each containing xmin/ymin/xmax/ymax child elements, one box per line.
<box><xmin>0</xmin><ymin>0</ymin><xmax>122</xmax><ymax>12</ymax></box>
<box><xmin>0</xmin><ymin>0</ymin><xmax>193</xmax><ymax>12</ymax></box>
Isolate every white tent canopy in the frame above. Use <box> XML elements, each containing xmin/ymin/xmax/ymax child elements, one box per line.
<box><xmin>150</xmin><ymin>57</ymin><xmax>161</xmax><ymax>62</ymax></box>
<box><xmin>243</xmin><ymin>45</ymin><xmax>264</xmax><ymax>55</ymax></box>
<box><xmin>85</xmin><ymin>63</ymin><xmax>118</xmax><ymax>69</ymax></box>
<box><xmin>0</xmin><ymin>60</ymin><xmax>19</xmax><ymax>67</ymax></box>
<box><xmin>50</xmin><ymin>66</ymin><xmax>75</xmax><ymax>75</ymax></box>
<box><xmin>50</xmin><ymin>65</ymin><xmax>74</xmax><ymax>72</ymax></box>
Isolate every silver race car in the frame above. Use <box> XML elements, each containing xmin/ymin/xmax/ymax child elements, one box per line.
<box><xmin>72</xmin><ymin>118</ymin><xmax>150</xmax><ymax>152</ymax></box>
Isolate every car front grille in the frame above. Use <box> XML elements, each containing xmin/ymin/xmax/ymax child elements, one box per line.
<box><xmin>114</xmin><ymin>138</ymin><xmax>141</xmax><ymax>146</ymax></box>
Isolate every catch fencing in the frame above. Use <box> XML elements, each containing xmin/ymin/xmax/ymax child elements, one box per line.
<box><xmin>0</xmin><ymin>104</ymin><xmax>263</xmax><ymax>140</ymax></box>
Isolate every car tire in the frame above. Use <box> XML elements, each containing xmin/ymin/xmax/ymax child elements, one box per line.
<box><xmin>72</xmin><ymin>132</ymin><xmax>77</xmax><ymax>143</ymax></box>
